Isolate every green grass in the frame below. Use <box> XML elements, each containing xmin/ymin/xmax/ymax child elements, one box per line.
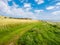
<box><xmin>0</xmin><ymin>19</ymin><xmax>60</xmax><ymax>45</ymax></box>
<box><xmin>17</xmin><ymin>21</ymin><xmax>60</xmax><ymax>45</ymax></box>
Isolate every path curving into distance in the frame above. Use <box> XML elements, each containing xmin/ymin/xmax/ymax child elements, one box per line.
<box><xmin>0</xmin><ymin>19</ymin><xmax>38</xmax><ymax>45</ymax></box>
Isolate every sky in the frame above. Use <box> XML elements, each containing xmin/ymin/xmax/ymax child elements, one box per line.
<box><xmin>0</xmin><ymin>0</ymin><xmax>60</xmax><ymax>20</ymax></box>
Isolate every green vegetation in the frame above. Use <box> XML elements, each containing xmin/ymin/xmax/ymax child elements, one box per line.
<box><xmin>0</xmin><ymin>18</ymin><xmax>60</xmax><ymax>45</ymax></box>
<box><xmin>18</xmin><ymin>22</ymin><xmax>60</xmax><ymax>45</ymax></box>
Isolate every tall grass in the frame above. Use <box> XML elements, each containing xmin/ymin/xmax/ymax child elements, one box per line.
<box><xmin>17</xmin><ymin>21</ymin><xmax>60</xmax><ymax>45</ymax></box>
<box><xmin>0</xmin><ymin>19</ymin><xmax>37</xmax><ymax>45</ymax></box>
<box><xmin>0</xmin><ymin>19</ymin><xmax>60</xmax><ymax>45</ymax></box>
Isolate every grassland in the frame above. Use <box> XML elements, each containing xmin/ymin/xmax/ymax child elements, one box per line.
<box><xmin>0</xmin><ymin>18</ymin><xmax>60</xmax><ymax>45</ymax></box>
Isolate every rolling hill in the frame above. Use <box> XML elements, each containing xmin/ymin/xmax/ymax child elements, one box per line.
<box><xmin>0</xmin><ymin>16</ymin><xmax>60</xmax><ymax>45</ymax></box>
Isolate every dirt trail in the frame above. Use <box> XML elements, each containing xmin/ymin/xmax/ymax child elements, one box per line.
<box><xmin>0</xmin><ymin>19</ymin><xmax>38</xmax><ymax>45</ymax></box>
<box><xmin>8</xmin><ymin>24</ymin><xmax>36</xmax><ymax>45</ymax></box>
<box><xmin>0</xmin><ymin>23</ymin><xmax>36</xmax><ymax>45</ymax></box>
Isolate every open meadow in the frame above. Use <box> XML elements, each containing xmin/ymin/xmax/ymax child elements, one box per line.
<box><xmin>0</xmin><ymin>18</ymin><xmax>60</xmax><ymax>45</ymax></box>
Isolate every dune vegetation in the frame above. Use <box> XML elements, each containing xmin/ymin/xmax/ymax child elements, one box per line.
<box><xmin>0</xmin><ymin>17</ymin><xmax>60</xmax><ymax>45</ymax></box>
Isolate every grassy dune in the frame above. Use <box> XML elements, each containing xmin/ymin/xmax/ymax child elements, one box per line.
<box><xmin>0</xmin><ymin>18</ymin><xmax>60</xmax><ymax>45</ymax></box>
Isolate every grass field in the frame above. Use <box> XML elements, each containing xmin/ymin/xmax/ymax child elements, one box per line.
<box><xmin>0</xmin><ymin>18</ymin><xmax>60</xmax><ymax>45</ymax></box>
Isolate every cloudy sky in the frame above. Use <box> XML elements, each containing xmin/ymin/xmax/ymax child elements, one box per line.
<box><xmin>0</xmin><ymin>0</ymin><xmax>60</xmax><ymax>20</ymax></box>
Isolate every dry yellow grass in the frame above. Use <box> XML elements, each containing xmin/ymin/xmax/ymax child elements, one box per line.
<box><xmin>0</xmin><ymin>18</ymin><xmax>38</xmax><ymax>26</ymax></box>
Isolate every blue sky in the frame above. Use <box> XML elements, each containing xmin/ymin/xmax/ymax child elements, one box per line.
<box><xmin>0</xmin><ymin>0</ymin><xmax>60</xmax><ymax>20</ymax></box>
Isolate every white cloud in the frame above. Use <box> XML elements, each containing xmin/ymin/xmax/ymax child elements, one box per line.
<box><xmin>52</xmin><ymin>11</ymin><xmax>60</xmax><ymax>15</ymax></box>
<box><xmin>0</xmin><ymin>0</ymin><xmax>8</xmax><ymax>5</ymax></box>
<box><xmin>25</xmin><ymin>8</ymin><xmax>31</xmax><ymax>11</ymax></box>
<box><xmin>34</xmin><ymin>10</ymin><xmax>44</xmax><ymax>13</ymax></box>
<box><xmin>24</xmin><ymin>3</ymin><xmax>31</xmax><ymax>8</ymax></box>
<box><xmin>24</xmin><ymin>3</ymin><xmax>32</xmax><ymax>11</ymax></box>
<box><xmin>55</xmin><ymin>6</ymin><xmax>60</xmax><ymax>9</ymax></box>
<box><xmin>0</xmin><ymin>0</ymin><xmax>38</xmax><ymax>19</ymax></box>
<box><xmin>12</xmin><ymin>2</ymin><xmax>19</xmax><ymax>8</ymax></box>
<box><xmin>55</xmin><ymin>2</ymin><xmax>60</xmax><ymax>9</ymax></box>
<box><xmin>35</xmin><ymin>0</ymin><xmax>44</xmax><ymax>4</ymax></box>
<box><xmin>46</xmin><ymin>6</ymin><xmax>55</xmax><ymax>10</ymax></box>
<box><xmin>0</xmin><ymin>0</ymin><xmax>11</xmax><ymax>14</ymax></box>
<box><xmin>56</xmin><ymin>2</ymin><xmax>60</xmax><ymax>5</ymax></box>
<box><xmin>34</xmin><ymin>10</ymin><xmax>44</xmax><ymax>17</ymax></box>
<box><xmin>46</xmin><ymin>2</ymin><xmax>60</xmax><ymax>10</ymax></box>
